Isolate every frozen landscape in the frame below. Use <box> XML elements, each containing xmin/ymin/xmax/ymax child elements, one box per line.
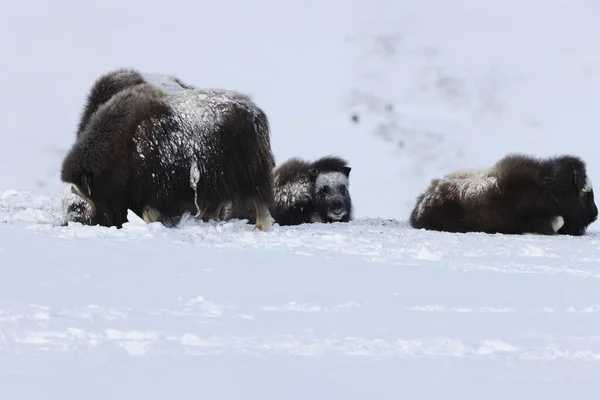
<box><xmin>1</xmin><ymin>0</ymin><xmax>600</xmax><ymax>399</ymax></box>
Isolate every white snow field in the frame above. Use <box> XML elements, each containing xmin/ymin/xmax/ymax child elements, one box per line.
<box><xmin>2</xmin><ymin>0</ymin><xmax>600</xmax><ymax>399</ymax></box>
<box><xmin>2</xmin><ymin>190</ymin><xmax>600</xmax><ymax>399</ymax></box>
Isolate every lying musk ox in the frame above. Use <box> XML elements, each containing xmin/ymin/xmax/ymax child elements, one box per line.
<box><xmin>61</xmin><ymin>72</ymin><xmax>276</xmax><ymax>231</ymax></box>
<box><xmin>75</xmin><ymin>68</ymin><xmax>195</xmax><ymax>139</ymax></box>
<box><xmin>409</xmin><ymin>153</ymin><xmax>598</xmax><ymax>235</ymax></box>
<box><xmin>219</xmin><ymin>155</ymin><xmax>353</xmax><ymax>226</ymax></box>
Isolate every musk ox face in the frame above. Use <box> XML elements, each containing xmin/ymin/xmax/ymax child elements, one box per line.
<box><xmin>580</xmin><ymin>177</ymin><xmax>597</xmax><ymax>218</ymax></box>
<box><xmin>563</xmin><ymin>176</ymin><xmax>598</xmax><ymax>234</ymax></box>
<box><xmin>61</xmin><ymin>168</ymin><xmax>127</xmax><ymax>228</ymax></box>
<box><xmin>61</xmin><ymin>182</ymin><xmax>96</xmax><ymax>226</ymax></box>
<box><xmin>553</xmin><ymin>160</ymin><xmax>598</xmax><ymax>235</ymax></box>
<box><xmin>310</xmin><ymin>167</ymin><xmax>352</xmax><ymax>223</ymax></box>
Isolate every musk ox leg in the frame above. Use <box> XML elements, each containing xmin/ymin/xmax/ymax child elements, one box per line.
<box><xmin>253</xmin><ymin>198</ymin><xmax>274</xmax><ymax>232</ymax></box>
<box><xmin>142</xmin><ymin>206</ymin><xmax>163</xmax><ymax>224</ymax></box>
<box><xmin>198</xmin><ymin>202</ymin><xmax>224</xmax><ymax>222</ymax></box>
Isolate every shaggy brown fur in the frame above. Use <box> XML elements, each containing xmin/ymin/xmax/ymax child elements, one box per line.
<box><xmin>61</xmin><ymin>74</ymin><xmax>275</xmax><ymax>231</ymax></box>
<box><xmin>75</xmin><ymin>68</ymin><xmax>195</xmax><ymax>138</ymax></box>
<box><xmin>409</xmin><ymin>153</ymin><xmax>598</xmax><ymax>235</ymax></box>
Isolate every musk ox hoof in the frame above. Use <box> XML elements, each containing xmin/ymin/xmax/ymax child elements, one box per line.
<box><xmin>142</xmin><ymin>206</ymin><xmax>162</xmax><ymax>224</ymax></box>
<box><xmin>254</xmin><ymin>199</ymin><xmax>274</xmax><ymax>232</ymax></box>
<box><xmin>255</xmin><ymin>216</ymin><xmax>274</xmax><ymax>232</ymax></box>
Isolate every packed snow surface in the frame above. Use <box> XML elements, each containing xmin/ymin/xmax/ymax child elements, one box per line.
<box><xmin>2</xmin><ymin>190</ymin><xmax>600</xmax><ymax>399</ymax></box>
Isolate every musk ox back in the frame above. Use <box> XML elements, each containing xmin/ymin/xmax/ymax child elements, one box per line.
<box><xmin>409</xmin><ymin>153</ymin><xmax>598</xmax><ymax>235</ymax></box>
<box><xmin>268</xmin><ymin>155</ymin><xmax>353</xmax><ymax>226</ymax></box>
<box><xmin>61</xmin><ymin>79</ymin><xmax>276</xmax><ymax>231</ymax></box>
<box><xmin>75</xmin><ymin>68</ymin><xmax>195</xmax><ymax>138</ymax></box>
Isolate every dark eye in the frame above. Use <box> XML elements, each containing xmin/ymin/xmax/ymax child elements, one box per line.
<box><xmin>322</xmin><ymin>185</ymin><xmax>330</xmax><ymax>194</ymax></box>
<box><xmin>337</xmin><ymin>185</ymin><xmax>346</xmax><ymax>194</ymax></box>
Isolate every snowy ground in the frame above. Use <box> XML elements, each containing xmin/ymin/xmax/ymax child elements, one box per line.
<box><xmin>2</xmin><ymin>191</ymin><xmax>600</xmax><ymax>399</ymax></box>
<box><xmin>2</xmin><ymin>0</ymin><xmax>600</xmax><ymax>398</ymax></box>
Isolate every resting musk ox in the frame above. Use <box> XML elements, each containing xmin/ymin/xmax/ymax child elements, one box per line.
<box><xmin>271</xmin><ymin>156</ymin><xmax>353</xmax><ymax>225</ymax></box>
<box><xmin>75</xmin><ymin>68</ymin><xmax>195</xmax><ymax>138</ymax></box>
<box><xmin>409</xmin><ymin>153</ymin><xmax>598</xmax><ymax>235</ymax></box>
<box><xmin>61</xmin><ymin>70</ymin><xmax>276</xmax><ymax>231</ymax></box>
<box><xmin>221</xmin><ymin>155</ymin><xmax>354</xmax><ymax>226</ymax></box>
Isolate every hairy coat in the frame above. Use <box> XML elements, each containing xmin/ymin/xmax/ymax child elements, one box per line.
<box><xmin>75</xmin><ymin>68</ymin><xmax>195</xmax><ymax>138</ymax></box>
<box><xmin>409</xmin><ymin>153</ymin><xmax>598</xmax><ymax>235</ymax></box>
<box><xmin>61</xmin><ymin>74</ymin><xmax>276</xmax><ymax>231</ymax></box>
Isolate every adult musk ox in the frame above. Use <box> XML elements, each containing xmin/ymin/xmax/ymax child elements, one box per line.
<box><xmin>75</xmin><ymin>68</ymin><xmax>195</xmax><ymax>139</ymax></box>
<box><xmin>61</xmin><ymin>71</ymin><xmax>276</xmax><ymax>231</ymax></box>
<box><xmin>220</xmin><ymin>155</ymin><xmax>354</xmax><ymax>226</ymax></box>
<box><xmin>409</xmin><ymin>153</ymin><xmax>598</xmax><ymax>236</ymax></box>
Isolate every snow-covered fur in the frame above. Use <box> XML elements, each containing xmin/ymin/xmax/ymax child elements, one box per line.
<box><xmin>61</xmin><ymin>183</ymin><xmax>95</xmax><ymax>225</ymax></box>
<box><xmin>61</xmin><ymin>75</ymin><xmax>276</xmax><ymax>231</ymax></box>
<box><xmin>75</xmin><ymin>68</ymin><xmax>195</xmax><ymax>138</ymax></box>
<box><xmin>409</xmin><ymin>153</ymin><xmax>598</xmax><ymax>236</ymax></box>
<box><xmin>265</xmin><ymin>155</ymin><xmax>353</xmax><ymax>226</ymax></box>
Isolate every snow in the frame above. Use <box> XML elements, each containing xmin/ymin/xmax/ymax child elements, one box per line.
<box><xmin>273</xmin><ymin>177</ymin><xmax>312</xmax><ymax>208</ymax></box>
<box><xmin>61</xmin><ymin>183</ymin><xmax>94</xmax><ymax>225</ymax></box>
<box><xmin>3</xmin><ymin>191</ymin><xmax>600</xmax><ymax>398</ymax></box>
<box><xmin>273</xmin><ymin>168</ymin><xmax>313</xmax><ymax>210</ymax></box>
<box><xmin>315</xmin><ymin>171</ymin><xmax>350</xmax><ymax>191</ymax></box>
<box><xmin>2</xmin><ymin>0</ymin><xmax>600</xmax><ymax>398</ymax></box>
<box><xmin>142</xmin><ymin>88</ymin><xmax>265</xmax><ymax>170</ymax></box>
<box><xmin>140</xmin><ymin>72</ymin><xmax>191</xmax><ymax>93</ymax></box>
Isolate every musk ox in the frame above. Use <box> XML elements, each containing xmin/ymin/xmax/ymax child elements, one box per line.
<box><xmin>409</xmin><ymin>153</ymin><xmax>598</xmax><ymax>235</ymax></box>
<box><xmin>61</xmin><ymin>71</ymin><xmax>276</xmax><ymax>231</ymax></box>
<box><xmin>219</xmin><ymin>155</ymin><xmax>354</xmax><ymax>226</ymax></box>
<box><xmin>75</xmin><ymin>68</ymin><xmax>195</xmax><ymax>139</ymax></box>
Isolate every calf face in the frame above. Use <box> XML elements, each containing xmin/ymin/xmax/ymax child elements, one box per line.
<box><xmin>310</xmin><ymin>167</ymin><xmax>352</xmax><ymax>223</ymax></box>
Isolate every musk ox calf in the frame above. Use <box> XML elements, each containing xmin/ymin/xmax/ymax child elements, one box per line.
<box><xmin>219</xmin><ymin>155</ymin><xmax>354</xmax><ymax>226</ymax></box>
<box><xmin>61</xmin><ymin>70</ymin><xmax>276</xmax><ymax>231</ymax></box>
<box><xmin>409</xmin><ymin>153</ymin><xmax>598</xmax><ymax>236</ymax></box>
<box><xmin>75</xmin><ymin>68</ymin><xmax>195</xmax><ymax>139</ymax></box>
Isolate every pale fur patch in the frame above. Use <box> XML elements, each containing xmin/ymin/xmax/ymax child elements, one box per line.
<box><xmin>254</xmin><ymin>199</ymin><xmax>274</xmax><ymax>232</ymax></box>
<box><xmin>444</xmin><ymin>168</ymin><xmax>497</xmax><ymax>200</ymax></box>
<box><xmin>314</xmin><ymin>171</ymin><xmax>350</xmax><ymax>191</ymax></box>
<box><xmin>583</xmin><ymin>177</ymin><xmax>593</xmax><ymax>193</ymax></box>
<box><xmin>328</xmin><ymin>211</ymin><xmax>346</xmax><ymax>221</ymax></box>
<box><xmin>551</xmin><ymin>216</ymin><xmax>565</xmax><ymax>233</ymax></box>
<box><xmin>414</xmin><ymin>168</ymin><xmax>497</xmax><ymax>220</ymax></box>
<box><xmin>142</xmin><ymin>206</ymin><xmax>162</xmax><ymax>224</ymax></box>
